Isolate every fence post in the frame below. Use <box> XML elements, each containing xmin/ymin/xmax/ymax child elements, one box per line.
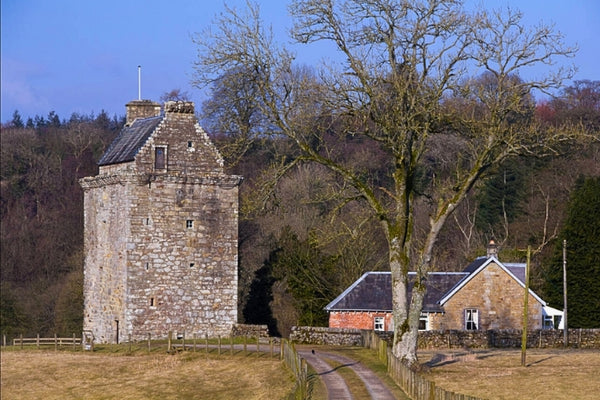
<box><xmin>280</xmin><ymin>339</ymin><xmax>284</xmax><ymax>360</ymax></box>
<box><xmin>256</xmin><ymin>334</ymin><xmax>260</xmax><ymax>357</ymax></box>
<box><xmin>270</xmin><ymin>337</ymin><xmax>274</xmax><ymax>358</ymax></box>
<box><xmin>230</xmin><ymin>335</ymin><xmax>234</xmax><ymax>355</ymax></box>
<box><xmin>168</xmin><ymin>331</ymin><xmax>172</xmax><ymax>352</ymax></box>
<box><xmin>37</xmin><ymin>333</ymin><xmax>40</xmax><ymax>349</ymax></box>
<box><xmin>73</xmin><ymin>333</ymin><xmax>76</xmax><ymax>350</ymax></box>
<box><xmin>2</xmin><ymin>334</ymin><xmax>5</xmax><ymax>347</ymax></box>
<box><xmin>218</xmin><ymin>335</ymin><xmax>221</xmax><ymax>356</ymax></box>
<box><xmin>205</xmin><ymin>333</ymin><xmax>209</xmax><ymax>355</ymax></box>
<box><xmin>148</xmin><ymin>333</ymin><xmax>151</xmax><ymax>353</ymax></box>
<box><xmin>193</xmin><ymin>333</ymin><xmax>196</xmax><ymax>352</ymax></box>
<box><xmin>128</xmin><ymin>334</ymin><xmax>132</xmax><ymax>353</ymax></box>
<box><xmin>182</xmin><ymin>331</ymin><xmax>185</xmax><ymax>351</ymax></box>
<box><xmin>243</xmin><ymin>335</ymin><xmax>247</xmax><ymax>355</ymax></box>
<box><xmin>20</xmin><ymin>334</ymin><xmax>23</xmax><ymax>350</ymax></box>
<box><xmin>55</xmin><ymin>333</ymin><xmax>58</xmax><ymax>351</ymax></box>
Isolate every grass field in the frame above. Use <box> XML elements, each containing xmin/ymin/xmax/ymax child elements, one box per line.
<box><xmin>419</xmin><ymin>348</ymin><xmax>600</xmax><ymax>400</ymax></box>
<box><xmin>0</xmin><ymin>349</ymin><xmax>295</xmax><ymax>400</ymax></box>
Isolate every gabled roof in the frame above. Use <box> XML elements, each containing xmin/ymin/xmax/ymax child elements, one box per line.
<box><xmin>99</xmin><ymin>116</ymin><xmax>162</xmax><ymax>166</ymax></box>
<box><xmin>325</xmin><ymin>271</ymin><xmax>468</xmax><ymax>313</ymax></box>
<box><xmin>439</xmin><ymin>256</ymin><xmax>546</xmax><ymax>306</ymax></box>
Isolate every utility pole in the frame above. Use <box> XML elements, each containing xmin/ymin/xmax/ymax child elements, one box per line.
<box><xmin>521</xmin><ymin>246</ymin><xmax>530</xmax><ymax>367</ymax></box>
<box><xmin>563</xmin><ymin>239</ymin><xmax>568</xmax><ymax>347</ymax></box>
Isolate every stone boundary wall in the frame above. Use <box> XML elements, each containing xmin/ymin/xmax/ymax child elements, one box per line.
<box><xmin>417</xmin><ymin>328</ymin><xmax>600</xmax><ymax>349</ymax></box>
<box><xmin>231</xmin><ymin>324</ymin><xmax>270</xmax><ymax>338</ymax></box>
<box><xmin>290</xmin><ymin>327</ymin><xmax>600</xmax><ymax>349</ymax></box>
<box><xmin>290</xmin><ymin>326</ymin><xmax>363</xmax><ymax>346</ymax></box>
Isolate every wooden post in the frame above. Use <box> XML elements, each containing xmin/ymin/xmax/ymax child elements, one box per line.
<box><xmin>168</xmin><ymin>331</ymin><xmax>172</xmax><ymax>352</ymax></box>
<box><xmin>55</xmin><ymin>333</ymin><xmax>58</xmax><ymax>351</ymax></box>
<box><xmin>20</xmin><ymin>334</ymin><xmax>23</xmax><ymax>350</ymax></box>
<box><xmin>521</xmin><ymin>246</ymin><xmax>530</xmax><ymax>367</ymax></box>
<box><xmin>256</xmin><ymin>335</ymin><xmax>260</xmax><ymax>357</ymax></box>
<box><xmin>218</xmin><ymin>335</ymin><xmax>221</xmax><ymax>356</ymax></box>
<box><xmin>73</xmin><ymin>333</ymin><xmax>77</xmax><ymax>350</ymax></box>
<box><xmin>563</xmin><ymin>239</ymin><xmax>568</xmax><ymax>347</ymax></box>
<box><xmin>230</xmin><ymin>335</ymin><xmax>233</xmax><ymax>355</ymax></box>
<box><xmin>3</xmin><ymin>334</ymin><xmax>6</xmax><ymax>347</ymax></box>
<box><xmin>148</xmin><ymin>333</ymin><xmax>151</xmax><ymax>353</ymax></box>
<box><xmin>205</xmin><ymin>333</ymin><xmax>208</xmax><ymax>355</ymax></box>
<box><xmin>182</xmin><ymin>331</ymin><xmax>185</xmax><ymax>351</ymax></box>
<box><xmin>37</xmin><ymin>333</ymin><xmax>40</xmax><ymax>349</ymax></box>
<box><xmin>193</xmin><ymin>333</ymin><xmax>196</xmax><ymax>352</ymax></box>
<box><xmin>270</xmin><ymin>338</ymin><xmax>274</xmax><ymax>358</ymax></box>
<box><xmin>280</xmin><ymin>340</ymin><xmax>284</xmax><ymax>360</ymax></box>
<box><xmin>243</xmin><ymin>335</ymin><xmax>247</xmax><ymax>355</ymax></box>
<box><xmin>128</xmin><ymin>334</ymin><xmax>132</xmax><ymax>353</ymax></box>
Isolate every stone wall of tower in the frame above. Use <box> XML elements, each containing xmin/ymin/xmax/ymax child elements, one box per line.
<box><xmin>81</xmin><ymin>175</ymin><xmax>133</xmax><ymax>343</ymax></box>
<box><xmin>125</xmin><ymin>176</ymin><xmax>239</xmax><ymax>340</ymax></box>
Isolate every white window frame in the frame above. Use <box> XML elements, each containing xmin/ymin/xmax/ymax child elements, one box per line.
<box><xmin>465</xmin><ymin>309</ymin><xmax>479</xmax><ymax>330</ymax></box>
<box><xmin>419</xmin><ymin>313</ymin><xmax>429</xmax><ymax>331</ymax></box>
<box><xmin>374</xmin><ymin>316</ymin><xmax>385</xmax><ymax>332</ymax></box>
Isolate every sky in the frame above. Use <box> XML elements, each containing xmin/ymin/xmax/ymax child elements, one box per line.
<box><xmin>2</xmin><ymin>0</ymin><xmax>599</xmax><ymax>123</ymax></box>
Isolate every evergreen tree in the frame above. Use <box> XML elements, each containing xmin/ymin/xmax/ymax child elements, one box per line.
<box><xmin>544</xmin><ymin>176</ymin><xmax>600</xmax><ymax>328</ymax></box>
<box><xmin>11</xmin><ymin>110</ymin><xmax>24</xmax><ymax>128</ymax></box>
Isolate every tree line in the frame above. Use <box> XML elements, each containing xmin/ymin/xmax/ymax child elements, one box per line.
<box><xmin>0</xmin><ymin>80</ymin><xmax>597</xmax><ymax>341</ymax></box>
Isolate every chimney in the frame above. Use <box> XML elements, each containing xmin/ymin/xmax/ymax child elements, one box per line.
<box><xmin>125</xmin><ymin>100</ymin><xmax>161</xmax><ymax>125</ymax></box>
<box><xmin>487</xmin><ymin>240</ymin><xmax>498</xmax><ymax>259</ymax></box>
<box><xmin>164</xmin><ymin>100</ymin><xmax>195</xmax><ymax>115</ymax></box>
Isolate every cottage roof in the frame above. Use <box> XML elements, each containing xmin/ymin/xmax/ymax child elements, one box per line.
<box><xmin>324</xmin><ymin>271</ymin><xmax>468</xmax><ymax>313</ymax></box>
<box><xmin>98</xmin><ymin>116</ymin><xmax>162</xmax><ymax>166</ymax></box>
<box><xmin>439</xmin><ymin>256</ymin><xmax>546</xmax><ymax>306</ymax></box>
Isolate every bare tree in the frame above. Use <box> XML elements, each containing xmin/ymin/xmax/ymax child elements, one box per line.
<box><xmin>192</xmin><ymin>0</ymin><xmax>588</xmax><ymax>366</ymax></box>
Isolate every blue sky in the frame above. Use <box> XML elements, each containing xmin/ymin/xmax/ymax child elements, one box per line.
<box><xmin>1</xmin><ymin>0</ymin><xmax>599</xmax><ymax>123</ymax></box>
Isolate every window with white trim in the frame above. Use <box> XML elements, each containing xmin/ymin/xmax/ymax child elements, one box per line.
<box><xmin>419</xmin><ymin>313</ymin><xmax>429</xmax><ymax>331</ymax></box>
<box><xmin>465</xmin><ymin>309</ymin><xmax>479</xmax><ymax>330</ymax></box>
<box><xmin>374</xmin><ymin>316</ymin><xmax>385</xmax><ymax>331</ymax></box>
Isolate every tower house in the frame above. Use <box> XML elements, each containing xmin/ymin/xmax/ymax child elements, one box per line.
<box><xmin>80</xmin><ymin>100</ymin><xmax>241</xmax><ymax>343</ymax></box>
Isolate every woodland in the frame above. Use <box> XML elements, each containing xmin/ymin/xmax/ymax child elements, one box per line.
<box><xmin>1</xmin><ymin>3</ymin><xmax>599</xmax><ymax>355</ymax></box>
<box><xmin>1</xmin><ymin>80</ymin><xmax>598</xmax><ymax>339</ymax></box>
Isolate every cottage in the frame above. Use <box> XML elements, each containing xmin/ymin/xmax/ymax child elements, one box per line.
<box><xmin>80</xmin><ymin>100</ymin><xmax>242</xmax><ymax>343</ymax></box>
<box><xmin>325</xmin><ymin>243</ymin><xmax>563</xmax><ymax>332</ymax></box>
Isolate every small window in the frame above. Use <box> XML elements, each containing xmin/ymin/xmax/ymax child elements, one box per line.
<box><xmin>374</xmin><ymin>316</ymin><xmax>385</xmax><ymax>331</ymax></box>
<box><xmin>186</xmin><ymin>220</ymin><xmax>193</xmax><ymax>229</ymax></box>
<box><xmin>155</xmin><ymin>147</ymin><xmax>166</xmax><ymax>169</ymax></box>
<box><xmin>189</xmin><ymin>263</ymin><xmax>195</xmax><ymax>268</ymax></box>
<box><xmin>150</xmin><ymin>297</ymin><xmax>155</xmax><ymax>307</ymax></box>
<box><xmin>145</xmin><ymin>262</ymin><xmax>149</xmax><ymax>270</ymax></box>
<box><xmin>187</xmin><ymin>141</ymin><xmax>193</xmax><ymax>148</ymax></box>
<box><xmin>419</xmin><ymin>314</ymin><xmax>429</xmax><ymax>331</ymax></box>
<box><xmin>465</xmin><ymin>309</ymin><xmax>479</xmax><ymax>330</ymax></box>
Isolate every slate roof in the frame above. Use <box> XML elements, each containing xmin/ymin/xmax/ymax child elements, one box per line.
<box><xmin>99</xmin><ymin>116</ymin><xmax>162</xmax><ymax>166</ymax></box>
<box><xmin>325</xmin><ymin>271</ymin><xmax>468</xmax><ymax>313</ymax></box>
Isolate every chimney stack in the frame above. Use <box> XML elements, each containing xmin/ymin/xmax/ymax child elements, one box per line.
<box><xmin>125</xmin><ymin>100</ymin><xmax>161</xmax><ymax>125</ymax></box>
<box><xmin>487</xmin><ymin>240</ymin><xmax>498</xmax><ymax>259</ymax></box>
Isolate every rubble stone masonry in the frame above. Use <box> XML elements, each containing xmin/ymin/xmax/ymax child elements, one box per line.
<box><xmin>80</xmin><ymin>101</ymin><xmax>241</xmax><ymax>343</ymax></box>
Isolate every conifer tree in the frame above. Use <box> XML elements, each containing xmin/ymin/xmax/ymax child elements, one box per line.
<box><xmin>544</xmin><ymin>176</ymin><xmax>600</xmax><ymax>328</ymax></box>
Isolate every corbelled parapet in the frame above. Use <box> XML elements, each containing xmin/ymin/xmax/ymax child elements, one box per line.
<box><xmin>164</xmin><ymin>101</ymin><xmax>195</xmax><ymax>114</ymax></box>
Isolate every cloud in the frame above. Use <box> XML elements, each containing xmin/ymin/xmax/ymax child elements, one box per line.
<box><xmin>1</xmin><ymin>58</ymin><xmax>51</xmax><ymax>120</ymax></box>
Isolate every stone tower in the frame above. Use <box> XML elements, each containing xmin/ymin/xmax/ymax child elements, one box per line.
<box><xmin>80</xmin><ymin>100</ymin><xmax>241</xmax><ymax>343</ymax></box>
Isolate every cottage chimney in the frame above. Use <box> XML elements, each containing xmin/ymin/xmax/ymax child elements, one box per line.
<box><xmin>487</xmin><ymin>240</ymin><xmax>498</xmax><ymax>259</ymax></box>
<box><xmin>125</xmin><ymin>100</ymin><xmax>161</xmax><ymax>125</ymax></box>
